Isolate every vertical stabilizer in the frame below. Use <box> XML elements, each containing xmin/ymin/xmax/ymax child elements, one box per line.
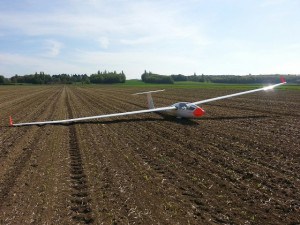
<box><xmin>132</xmin><ymin>89</ymin><xmax>165</xmax><ymax>109</ymax></box>
<box><xmin>146</xmin><ymin>93</ymin><xmax>155</xmax><ymax>109</ymax></box>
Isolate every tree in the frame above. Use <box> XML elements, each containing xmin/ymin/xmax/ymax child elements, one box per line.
<box><xmin>90</xmin><ymin>70</ymin><xmax>126</xmax><ymax>84</ymax></box>
<box><xmin>171</xmin><ymin>74</ymin><xmax>187</xmax><ymax>81</ymax></box>
<box><xmin>0</xmin><ymin>75</ymin><xmax>5</xmax><ymax>84</ymax></box>
<box><xmin>141</xmin><ymin>71</ymin><xmax>174</xmax><ymax>84</ymax></box>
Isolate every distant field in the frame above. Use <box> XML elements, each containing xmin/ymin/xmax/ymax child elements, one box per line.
<box><xmin>115</xmin><ymin>80</ymin><xmax>300</xmax><ymax>90</ymax></box>
<box><xmin>1</xmin><ymin>80</ymin><xmax>299</xmax><ymax>90</ymax></box>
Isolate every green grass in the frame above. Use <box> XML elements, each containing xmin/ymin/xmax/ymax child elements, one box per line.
<box><xmin>114</xmin><ymin>80</ymin><xmax>300</xmax><ymax>90</ymax></box>
<box><xmin>2</xmin><ymin>80</ymin><xmax>299</xmax><ymax>90</ymax></box>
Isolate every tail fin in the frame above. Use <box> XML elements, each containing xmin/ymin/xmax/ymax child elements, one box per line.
<box><xmin>133</xmin><ymin>90</ymin><xmax>165</xmax><ymax>109</ymax></box>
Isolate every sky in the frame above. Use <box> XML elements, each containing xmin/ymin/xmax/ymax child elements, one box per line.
<box><xmin>0</xmin><ymin>0</ymin><xmax>299</xmax><ymax>79</ymax></box>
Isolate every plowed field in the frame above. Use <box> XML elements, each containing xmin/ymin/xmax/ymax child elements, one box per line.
<box><xmin>0</xmin><ymin>85</ymin><xmax>299</xmax><ymax>225</ymax></box>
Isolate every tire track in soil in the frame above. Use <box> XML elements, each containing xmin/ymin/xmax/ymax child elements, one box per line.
<box><xmin>65</xmin><ymin>89</ymin><xmax>94</xmax><ymax>224</ymax></box>
<box><xmin>0</xmin><ymin>88</ymin><xmax>62</xmax><ymax>209</ymax></box>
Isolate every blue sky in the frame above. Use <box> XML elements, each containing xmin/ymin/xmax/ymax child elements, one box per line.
<box><xmin>0</xmin><ymin>0</ymin><xmax>299</xmax><ymax>79</ymax></box>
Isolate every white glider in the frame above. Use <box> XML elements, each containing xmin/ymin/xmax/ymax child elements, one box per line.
<box><xmin>10</xmin><ymin>78</ymin><xmax>286</xmax><ymax>126</ymax></box>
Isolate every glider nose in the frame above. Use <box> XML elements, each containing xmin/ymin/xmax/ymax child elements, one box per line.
<box><xmin>193</xmin><ymin>107</ymin><xmax>205</xmax><ymax>117</ymax></box>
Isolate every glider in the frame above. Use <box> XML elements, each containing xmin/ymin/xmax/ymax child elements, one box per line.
<box><xmin>10</xmin><ymin>78</ymin><xmax>286</xmax><ymax>126</ymax></box>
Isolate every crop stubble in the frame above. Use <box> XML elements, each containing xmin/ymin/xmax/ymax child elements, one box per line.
<box><xmin>0</xmin><ymin>85</ymin><xmax>299</xmax><ymax>225</ymax></box>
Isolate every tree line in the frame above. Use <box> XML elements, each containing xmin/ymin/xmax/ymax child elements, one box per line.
<box><xmin>142</xmin><ymin>72</ymin><xmax>300</xmax><ymax>84</ymax></box>
<box><xmin>173</xmin><ymin>74</ymin><xmax>300</xmax><ymax>84</ymax></box>
<box><xmin>0</xmin><ymin>71</ymin><xmax>126</xmax><ymax>84</ymax></box>
<box><xmin>141</xmin><ymin>71</ymin><xmax>174</xmax><ymax>84</ymax></box>
<box><xmin>1</xmin><ymin>71</ymin><xmax>299</xmax><ymax>85</ymax></box>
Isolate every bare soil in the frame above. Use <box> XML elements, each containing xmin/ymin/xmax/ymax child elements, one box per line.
<box><xmin>0</xmin><ymin>85</ymin><xmax>299</xmax><ymax>225</ymax></box>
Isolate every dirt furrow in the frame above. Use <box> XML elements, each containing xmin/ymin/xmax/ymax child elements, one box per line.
<box><xmin>0</xmin><ymin>86</ymin><xmax>52</xmax><ymax>110</ymax></box>
<box><xmin>0</xmin><ymin>86</ymin><xmax>72</xmax><ymax>224</ymax></box>
<box><xmin>65</xmin><ymin>88</ymin><xmax>94</xmax><ymax>224</ymax></box>
<box><xmin>0</xmin><ymin>87</ymin><xmax>63</xmax><ymax>208</ymax></box>
<box><xmin>0</xmin><ymin>87</ymin><xmax>63</xmax><ymax>160</ymax></box>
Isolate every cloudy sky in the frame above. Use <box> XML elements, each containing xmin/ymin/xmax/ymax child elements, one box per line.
<box><xmin>0</xmin><ymin>0</ymin><xmax>299</xmax><ymax>79</ymax></box>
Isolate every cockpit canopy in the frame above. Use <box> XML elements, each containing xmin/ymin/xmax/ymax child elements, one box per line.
<box><xmin>173</xmin><ymin>102</ymin><xmax>197</xmax><ymax>111</ymax></box>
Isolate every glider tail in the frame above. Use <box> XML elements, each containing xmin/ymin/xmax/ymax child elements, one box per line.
<box><xmin>146</xmin><ymin>93</ymin><xmax>155</xmax><ymax>109</ymax></box>
<box><xmin>133</xmin><ymin>89</ymin><xmax>165</xmax><ymax>109</ymax></box>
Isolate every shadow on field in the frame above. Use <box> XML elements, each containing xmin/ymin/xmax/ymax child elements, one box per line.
<box><xmin>56</xmin><ymin>113</ymin><xmax>199</xmax><ymax>126</ymax></box>
<box><xmin>6</xmin><ymin>115</ymin><xmax>269</xmax><ymax>128</ymax></box>
<box><xmin>200</xmin><ymin>115</ymin><xmax>269</xmax><ymax>121</ymax></box>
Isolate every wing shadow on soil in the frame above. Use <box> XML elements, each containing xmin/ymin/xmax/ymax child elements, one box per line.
<box><xmin>200</xmin><ymin>115</ymin><xmax>269</xmax><ymax>121</ymax></box>
<box><xmin>5</xmin><ymin>115</ymin><xmax>269</xmax><ymax>128</ymax></box>
<box><xmin>54</xmin><ymin>113</ymin><xmax>199</xmax><ymax>126</ymax></box>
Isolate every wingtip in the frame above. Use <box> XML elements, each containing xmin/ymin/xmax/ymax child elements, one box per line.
<box><xmin>9</xmin><ymin>116</ymin><xmax>13</xmax><ymax>126</ymax></box>
<box><xmin>280</xmin><ymin>76</ymin><xmax>286</xmax><ymax>84</ymax></box>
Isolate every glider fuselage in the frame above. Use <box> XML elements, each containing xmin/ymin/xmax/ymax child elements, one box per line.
<box><xmin>170</xmin><ymin>102</ymin><xmax>205</xmax><ymax>118</ymax></box>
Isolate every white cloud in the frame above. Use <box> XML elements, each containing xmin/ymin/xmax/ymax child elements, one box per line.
<box><xmin>43</xmin><ymin>40</ymin><xmax>63</xmax><ymax>57</ymax></box>
<box><xmin>0</xmin><ymin>52</ymin><xmax>83</xmax><ymax>75</ymax></box>
<box><xmin>0</xmin><ymin>1</ymin><xmax>209</xmax><ymax>48</ymax></box>
<box><xmin>260</xmin><ymin>0</ymin><xmax>289</xmax><ymax>7</ymax></box>
<box><xmin>71</xmin><ymin>50</ymin><xmax>199</xmax><ymax>78</ymax></box>
<box><xmin>97</xmin><ymin>37</ymin><xmax>109</xmax><ymax>49</ymax></box>
<box><xmin>120</xmin><ymin>37</ymin><xmax>159</xmax><ymax>45</ymax></box>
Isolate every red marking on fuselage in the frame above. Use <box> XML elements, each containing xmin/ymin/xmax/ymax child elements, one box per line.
<box><xmin>193</xmin><ymin>107</ymin><xmax>205</xmax><ymax>117</ymax></box>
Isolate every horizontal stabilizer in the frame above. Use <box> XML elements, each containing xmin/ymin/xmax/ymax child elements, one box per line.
<box><xmin>133</xmin><ymin>89</ymin><xmax>165</xmax><ymax>109</ymax></box>
<box><xmin>132</xmin><ymin>89</ymin><xmax>165</xmax><ymax>95</ymax></box>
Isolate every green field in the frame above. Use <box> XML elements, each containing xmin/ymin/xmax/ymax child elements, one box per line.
<box><xmin>113</xmin><ymin>80</ymin><xmax>300</xmax><ymax>90</ymax></box>
<box><xmin>2</xmin><ymin>80</ymin><xmax>299</xmax><ymax>90</ymax></box>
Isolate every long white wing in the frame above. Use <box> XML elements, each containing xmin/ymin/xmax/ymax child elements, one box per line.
<box><xmin>12</xmin><ymin>106</ymin><xmax>176</xmax><ymax>126</ymax></box>
<box><xmin>12</xmin><ymin>79</ymin><xmax>286</xmax><ymax>126</ymax></box>
<box><xmin>191</xmin><ymin>80</ymin><xmax>286</xmax><ymax>106</ymax></box>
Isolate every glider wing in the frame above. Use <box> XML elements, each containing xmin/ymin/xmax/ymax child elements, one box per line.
<box><xmin>12</xmin><ymin>105</ymin><xmax>176</xmax><ymax>126</ymax></box>
<box><xmin>191</xmin><ymin>79</ymin><xmax>286</xmax><ymax>106</ymax></box>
